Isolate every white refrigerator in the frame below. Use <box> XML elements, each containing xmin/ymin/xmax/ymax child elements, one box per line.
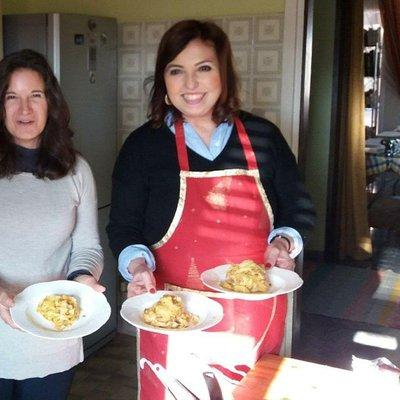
<box><xmin>3</xmin><ymin>13</ymin><xmax>118</xmax><ymax>355</ymax></box>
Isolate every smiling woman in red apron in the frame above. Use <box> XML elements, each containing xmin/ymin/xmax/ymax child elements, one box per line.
<box><xmin>107</xmin><ymin>20</ymin><xmax>315</xmax><ymax>400</ymax></box>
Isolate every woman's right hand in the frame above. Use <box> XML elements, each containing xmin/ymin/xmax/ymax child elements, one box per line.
<box><xmin>127</xmin><ymin>257</ymin><xmax>156</xmax><ymax>297</ymax></box>
<box><xmin>0</xmin><ymin>287</ymin><xmax>19</xmax><ymax>328</ymax></box>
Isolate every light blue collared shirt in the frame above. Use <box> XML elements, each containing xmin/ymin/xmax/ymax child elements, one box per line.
<box><xmin>118</xmin><ymin>119</ymin><xmax>302</xmax><ymax>282</ymax></box>
<box><xmin>168</xmin><ymin>118</ymin><xmax>233</xmax><ymax>161</ymax></box>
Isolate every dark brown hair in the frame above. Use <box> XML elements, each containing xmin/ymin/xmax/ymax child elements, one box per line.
<box><xmin>148</xmin><ymin>20</ymin><xmax>240</xmax><ymax>126</ymax></box>
<box><xmin>0</xmin><ymin>49</ymin><xmax>76</xmax><ymax>179</ymax></box>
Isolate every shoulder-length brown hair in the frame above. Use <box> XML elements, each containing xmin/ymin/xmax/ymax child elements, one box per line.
<box><xmin>0</xmin><ymin>49</ymin><xmax>76</xmax><ymax>179</ymax></box>
<box><xmin>148</xmin><ymin>20</ymin><xmax>240</xmax><ymax>127</ymax></box>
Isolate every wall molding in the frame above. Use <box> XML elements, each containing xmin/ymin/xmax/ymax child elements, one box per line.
<box><xmin>281</xmin><ymin>0</ymin><xmax>305</xmax><ymax>157</ymax></box>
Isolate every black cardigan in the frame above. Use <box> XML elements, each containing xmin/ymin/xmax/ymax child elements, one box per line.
<box><xmin>107</xmin><ymin>111</ymin><xmax>315</xmax><ymax>258</ymax></box>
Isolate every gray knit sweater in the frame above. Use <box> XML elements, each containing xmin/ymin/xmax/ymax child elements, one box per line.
<box><xmin>0</xmin><ymin>155</ymin><xmax>103</xmax><ymax>379</ymax></box>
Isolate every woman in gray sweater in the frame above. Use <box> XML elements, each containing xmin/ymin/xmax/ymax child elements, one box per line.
<box><xmin>0</xmin><ymin>49</ymin><xmax>104</xmax><ymax>400</ymax></box>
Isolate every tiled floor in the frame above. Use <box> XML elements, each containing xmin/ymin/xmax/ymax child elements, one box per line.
<box><xmin>295</xmin><ymin>312</ymin><xmax>400</xmax><ymax>370</ymax></box>
<box><xmin>295</xmin><ymin>229</ymin><xmax>400</xmax><ymax>371</ymax></box>
<box><xmin>68</xmin><ymin>333</ymin><xmax>137</xmax><ymax>400</ymax></box>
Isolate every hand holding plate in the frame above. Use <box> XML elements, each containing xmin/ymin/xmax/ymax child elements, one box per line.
<box><xmin>0</xmin><ymin>286</ymin><xmax>20</xmax><ymax>329</ymax></box>
<box><xmin>265</xmin><ymin>239</ymin><xmax>295</xmax><ymax>270</ymax></box>
<box><xmin>128</xmin><ymin>257</ymin><xmax>156</xmax><ymax>297</ymax></box>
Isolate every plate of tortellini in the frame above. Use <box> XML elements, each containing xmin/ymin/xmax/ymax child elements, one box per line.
<box><xmin>120</xmin><ymin>290</ymin><xmax>223</xmax><ymax>334</ymax></box>
<box><xmin>10</xmin><ymin>280</ymin><xmax>111</xmax><ymax>339</ymax></box>
<box><xmin>200</xmin><ymin>260</ymin><xmax>303</xmax><ymax>301</ymax></box>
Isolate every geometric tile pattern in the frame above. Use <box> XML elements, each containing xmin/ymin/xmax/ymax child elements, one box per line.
<box><xmin>117</xmin><ymin>14</ymin><xmax>284</xmax><ymax>146</ymax></box>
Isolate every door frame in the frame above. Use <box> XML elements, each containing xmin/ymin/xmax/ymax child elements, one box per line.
<box><xmin>281</xmin><ymin>0</ymin><xmax>308</xmax><ymax>160</ymax></box>
<box><xmin>280</xmin><ymin>0</ymin><xmax>313</xmax><ymax>357</ymax></box>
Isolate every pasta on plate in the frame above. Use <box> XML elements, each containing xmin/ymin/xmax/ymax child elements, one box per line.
<box><xmin>220</xmin><ymin>260</ymin><xmax>270</xmax><ymax>293</ymax></box>
<box><xmin>142</xmin><ymin>294</ymin><xmax>199</xmax><ymax>329</ymax></box>
<box><xmin>37</xmin><ymin>294</ymin><xmax>81</xmax><ymax>331</ymax></box>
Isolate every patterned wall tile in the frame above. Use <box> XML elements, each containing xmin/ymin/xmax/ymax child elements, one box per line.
<box><xmin>120</xmin><ymin>23</ymin><xmax>141</xmax><ymax>46</ymax></box>
<box><xmin>251</xmin><ymin>108</ymin><xmax>280</xmax><ymax>126</ymax></box>
<box><xmin>251</xmin><ymin>108</ymin><xmax>280</xmax><ymax>125</ymax></box>
<box><xmin>232</xmin><ymin>47</ymin><xmax>251</xmax><ymax>74</ymax></box>
<box><xmin>144</xmin><ymin>22</ymin><xmax>169</xmax><ymax>45</ymax></box>
<box><xmin>121</xmin><ymin>104</ymin><xmax>142</xmax><ymax>129</ymax></box>
<box><xmin>253</xmin><ymin>79</ymin><xmax>280</xmax><ymax>104</ymax></box>
<box><xmin>261</xmin><ymin>109</ymin><xmax>280</xmax><ymax>126</ymax></box>
<box><xmin>119</xmin><ymin>78</ymin><xmax>142</xmax><ymax>101</ymax></box>
<box><xmin>253</xmin><ymin>48</ymin><xmax>281</xmax><ymax>74</ymax></box>
<box><xmin>255</xmin><ymin>16</ymin><xmax>283</xmax><ymax>43</ymax></box>
<box><xmin>119</xmin><ymin>50</ymin><xmax>142</xmax><ymax>75</ymax></box>
<box><xmin>239</xmin><ymin>78</ymin><xmax>251</xmax><ymax>108</ymax></box>
<box><xmin>144</xmin><ymin>48</ymin><xmax>158</xmax><ymax>76</ymax></box>
<box><xmin>225</xmin><ymin>18</ymin><xmax>253</xmax><ymax>44</ymax></box>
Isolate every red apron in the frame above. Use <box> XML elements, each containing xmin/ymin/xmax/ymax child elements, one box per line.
<box><xmin>138</xmin><ymin>119</ymin><xmax>287</xmax><ymax>400</ymax></box>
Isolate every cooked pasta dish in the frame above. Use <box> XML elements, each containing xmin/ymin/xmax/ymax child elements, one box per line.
<box><xmin>142</xmin><ymin>294</ymin><xmax>199</xmax><ymax>329</ymax></box>
<box><xmin>37</xmin><ymin>294</ymin><xmax>81</xmax><ymax>331</ymax></box>
<box><xmin>220</xmin><ymin>260</ymin><xmax>270</xmax><ymax>293</ymax></box>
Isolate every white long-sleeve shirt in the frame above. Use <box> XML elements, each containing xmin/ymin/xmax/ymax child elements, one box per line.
<box><xmin>0</xmin><ymin>155</ymin><xmax>103</xmax><ymax>380</ymax></box>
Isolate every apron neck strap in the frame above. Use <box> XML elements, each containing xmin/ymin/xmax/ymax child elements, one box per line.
<box><xmin>174</xmin><ymin>117</ymin><xmax>258</xmax><ymax>171</ymax></box>
<box><xmin>234</xmin><ymin>117</ymin><xmax>258</xmax><ymax>170</ymax></box>
<box><xmin>174</xmin><ymin>119</ymin><xmax>190</xmax><ymax>171</ymax></box>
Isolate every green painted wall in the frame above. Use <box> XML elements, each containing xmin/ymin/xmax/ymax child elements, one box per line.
<box><xmin>305</xmin><ymin>0</ymin><xmax>336</xmax><ymax>252</ymax></box>
<box><xmin>3</xmin><ymin>0</ymin><xmax>285</xmax><ymax>22</ymax></box>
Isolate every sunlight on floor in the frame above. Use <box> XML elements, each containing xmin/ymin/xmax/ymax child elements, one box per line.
<box><xmin>353</xmin><ymin>330</ymin><xmax>398</xmax><ymax>350</ymax></box>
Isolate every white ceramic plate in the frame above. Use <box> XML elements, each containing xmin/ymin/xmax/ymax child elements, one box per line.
<box><xmin>10</xmin><ymin>280</ymin><xmax>111</xmax><ymax>340</ymax></box>
<box><xmin>200</xmin><ymin>265</ymin><xmax>303</xmax><ymax>300</ymax></box>
<box><xmin>120</xmin><ymin>290</ymin><xmax>223</xmax><ymax>334</ymax></box>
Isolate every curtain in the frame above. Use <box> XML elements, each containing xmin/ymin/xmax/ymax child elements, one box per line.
<box><xmin>379</xmin><ymin>0</ymin><xmax>400</xmax><ymax>96</ymax></box>
<box><xmin>338</xmin><ymin>0</ymin><xmax>372</xmax><ymax>260</ymax></box>
<box><xmin>0</xmin><ymin>0</ymin><xmax>3</xmax><ymax>59</ymax></box>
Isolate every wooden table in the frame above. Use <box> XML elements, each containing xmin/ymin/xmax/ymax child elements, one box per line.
<box><xmin>232</xmin><ymin>354</ymin><xmax>400</xmax><ymax>400</ymax></box>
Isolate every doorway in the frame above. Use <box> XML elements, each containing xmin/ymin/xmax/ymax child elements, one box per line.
<box><xmin>297</xmin><ymin>0</ymin><xmax>400</xmax><ymax>370</ymax></box>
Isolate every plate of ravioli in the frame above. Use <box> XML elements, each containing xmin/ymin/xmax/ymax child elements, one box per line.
<box><xmin>200</xmin><ymin>260</ymin><xmax>303</xmax><ymax>300</ymax></box>
<box><xmin>10</xmin><ymin>280</ymin><xmax>111</xmax><ymax>340</ymax></box>
<box><xmin>120</xmin><ymin>290</ymin><xmax>223</xmax><ymax>334</ymax></box>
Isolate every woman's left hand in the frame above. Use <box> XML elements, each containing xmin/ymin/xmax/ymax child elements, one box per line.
<box><xmin>264</xmin><ymin>238</ymin><xmax>295</xmax><ymax>271</ymax></box>
<box><xmin>73</xmin><ymin>275</ymin><xmax>106</xmax><ymax>293</ymax></box>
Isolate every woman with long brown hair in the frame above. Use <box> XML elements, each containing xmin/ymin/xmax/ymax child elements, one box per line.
<box><xmin>108</xmin><ymin>20</ymin><xmax>314</xmax><ymax>399</ymax></box>
<box><xmin>0</xmin><ymin>49</ymin><xmax>104</xmax><ymax>400</ymax></box>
